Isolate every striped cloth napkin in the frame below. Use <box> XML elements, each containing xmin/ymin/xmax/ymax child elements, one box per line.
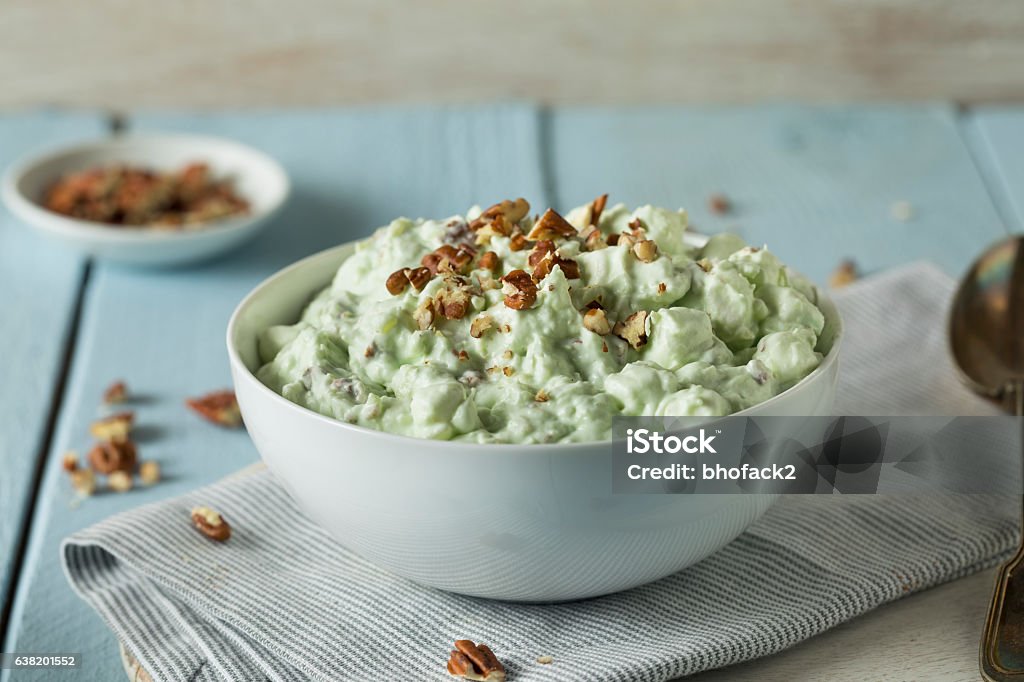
<box><xmin>63</xmin><ymin>262</ymin><xmax>1017</xmax><ymax>682</ymax></box>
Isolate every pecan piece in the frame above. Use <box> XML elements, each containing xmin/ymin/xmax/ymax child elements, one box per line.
<box><xmin>414</xmin><ymin>298</ymin><xmax>436</xmax><ymax>330</ymax></box>
<box><xmin>477</xmin><ymin>251</ymin><xmax>500</xmax><ymax>273</ymax></box>
<box><xmin>447</xmin><ymin>640</ymin><xmax>505</xmax><ymax>681</ymax></box>
<box><xmin>103</xmin><ymin>380</ymin><xmax>127</xmax><ymax>404</ymax></box>
<box><xmin>582</xmin><ymin>308</ymin><xmax>612</xmax><ymax>335</ymax></box>
<box><xmin>406</xmin><ymin>266</ymin><xmax>433</xmax><ymax>291</ymax></box>
<box><xmin>478</xmin><ymin>198</ymin><xmax>530</xmax><ymax>225</ymax></box>
<box><xmin>632</xmin><ymin>239</ymin><xmax>659</xmax><ymax>263</ymax></box>
<box><xmin>589</xmin><ymin>193</ymin><xmax>608</xmax><ymax>227</ymax></box>
<box><xmin>527</xmin><ymin>240</ymin><xmax>556</xmax><ymax>267</ymax></box>
<box><xmin>191</xmin><ymin>506</ymin><xmax>231</xmax><ymax>542</ymax></box>
<box><xmin>186</xmin><ymin>390</ymin><xmax>242</xmax><ymax>428</ymax></box>
<box><xmin>469</xmin><ymin>314</ymin><xmax>495</xmax><ymax>339</ymax></box>
<box><xmin>423</xmin><ymin>245</ymin><xmax>474</xmax><ymax>275</ymax></box>
<box><xmin>613</xmin><ymin>310</ymin><xmax>650</xmax><ymax>349</ymax></box>
<box><xmin>508</xmin><ymin>230</ymin><xmax>529</xmax><ymax>252</ymax></box>
<box><xmin>500</xmin><ymin>270</ymin><xmax>538</xmax><ymax>310</ymax></box>
<box><xmin>88</xmin><ymin>439</ymin><xmax>138</xmax><ymax>474</ymax></box>
<box><xmin>69</xmin><ymin>469</ymin><xmax>96</xmax><ymax>497</ymax></box>
<box><xmin>62</xmin><ymin>451</ymin><xmax>79</xmax><ymax>472</ymax></box>
<box><xmin>708</xmin><ymin>192</ymin><xmax>731</xmax><ymax>215</ymax></box>
<box><xmin>89</xmin><ymin>411</ymin><xmax>134</xmax><ymax>442</ymax></box>
<box><xmin>526</xmin><ymin>208</ymin><xmax>576</xmax><ymax>240</ymax></box>
<box><xmin>829</xmin><ymin>259</ymin><xmax>858</xmax><ymax>289</ymax></box>
<box><xmin>437</xmin><ymin>283</ymin><xmax>473</xmax><ymax>320</ymax></box>
<box><xmin>386</xmin><ymin>268</ymin><xmax>410</xmax><ymax>295</ymax></box>
<box><xmin>108</xmin><ymin>470</ymin><xmax>133</xmax><ymax>493</ymax></box>
<box><xmin>139</xmin><ymin>460</ymin><xmax>161</xmax><ymax>485</ymax></box>
<box><xmin>581</xmin><ymin>225</ymin><xmax>607</xmax><ymax>251</ymax></box>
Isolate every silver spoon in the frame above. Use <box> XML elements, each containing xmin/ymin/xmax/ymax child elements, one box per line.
<box><xmin>949</xmin><ymin>235</ymin><xmax>1024</xmax><ymax>680</ymax></box>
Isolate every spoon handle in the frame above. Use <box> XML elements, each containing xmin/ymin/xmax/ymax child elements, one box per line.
<box><xmin>980</xmin><ymin>381</ymin><xmax>1024</xmax><ymax>680</ymax></box>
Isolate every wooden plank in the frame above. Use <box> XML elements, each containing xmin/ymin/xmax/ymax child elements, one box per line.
<box><xmin>0</xmin><ymin>112</ymin><xmax>103</xmax><ymax>641</ymax></box>
<box><xmin>4</xmin><ymin>1</ymin><xmax>1024</xmax><ymax>109</ymax></box>
<box><xmin>548</xmin><ymin>105</ymin><xmax>1007</xmax><ymax>284</ymax></box>
<box><xmin>968</xmin><ymin>107</ymin><xmax>1024</xmax><ymax>232</ymax></box>
<box><xmin>2</xmin><ymin>106</ymin><xmax>546</xmax><ymax>681</ymax></box>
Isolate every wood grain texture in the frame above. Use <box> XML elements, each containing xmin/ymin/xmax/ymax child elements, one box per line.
<box><xmin>969</xmin><ymin>107</ymin><xmax>1024</xmax><ymax>232</ymax></box>
<box><xmin>1</xmin><ymin>106</ymin><xmax>546</xmax><ymax>682</ymax></box>
<box><xmin>548</xmin><ymin>105</ymin><xmax>1008</xmax><ymax>283</ymax></box>
<box><xmin>0</xmin><ymin>112</ymin><xmax>101</xmax><ymax>644</ymax></box>
<box><xmin>2</xmin><ymin>1</ymin><xmax>1024</xmax><ymax>109</ymax></box>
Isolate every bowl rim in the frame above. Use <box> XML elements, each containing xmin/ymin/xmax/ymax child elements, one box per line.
<box><xmin>227</xmin><ymin>239</ymin><xmax>844</xmax><ymax>453</ymax></box>
<box><xmin>0</xmin><ymin>132</ymin><xmax>291</xmax><ymax>243</ymax></box>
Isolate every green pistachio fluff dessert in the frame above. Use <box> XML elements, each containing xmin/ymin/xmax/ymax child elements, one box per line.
<box><xmin>256</xmin><ymin>196</ymin><xmax>826</xmax><ymax>444</ymax></box>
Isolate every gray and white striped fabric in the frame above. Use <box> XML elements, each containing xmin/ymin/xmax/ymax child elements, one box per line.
<box><xmin>63</xmin><ymin>262</ymin><xmax>1019</xmax><ymax>681</ymax></box>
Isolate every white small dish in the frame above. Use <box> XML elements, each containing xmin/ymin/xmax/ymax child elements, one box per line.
<box><xmin>227</xmin><ymin>237</ymin><xmax>843</xmax><ymax>602</ymax></box>
<box><xmin>2</xmin><ymin>133</ymin><xmax>289</xmax><ymax>267</ymax></box>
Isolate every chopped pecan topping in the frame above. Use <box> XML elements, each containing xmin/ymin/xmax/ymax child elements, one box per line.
<box><xmin>696</xmin><ymin>258</ymin><xmax>712</xmax><ymax>273</ymax></box>
<box><xmin>414</xmin><ymin>299</ymin><xmax>436</xmax><ymax>330</ymax></box>
<box><xmin>477</xmin><ymin>198</ymin><xmax>530</xmax><ymax>225</ymax></box>
<box><xmin>470</xmin><ymin>314</ymin><xmax>495</xmax><ymax>339</ymax></box>
<box><xmin>508</xmin><ymin>230</ymin><xmax>529</xmax><ymax>252</ymax></box>
<box><xmin>581</xmin><ymin>225</ymin><xmax>607</xmax><ymax>251</ymax></box>
<box><xmin>364</xmin><ymin>345</ymin><xmax>376</xmax><ymax>358</ymax></box>
<box><xmin>436</xmin><ymin>278</ymin><xmax>473</xmax><ymax>320</ymax></box>
<box><xmin>535</xmin><ymin>390</ymin><xmax>549</xmax><ymax>403</ymax></box>
<box><xmin>601</xmin><ymin>341</ymin><xmax>609</xmax><ymax>353</ymax></box>
<box><xmin>527</xmin><ymin>208</ymin><xmax>576</xmax><ymax>241</ymax></box>
<box><xmin>103</xmin><ymin>380</ymin><xmax>127</xmax><ymax>404</ymax></box>
<box><xmin>606</xmin><ymin>233</ymin><xmax>620</xmax><ymax>246</ymax></box>
<box><xmin>589</xmin><ymin>193</ymin><xmax>608</xmax><ymax>227</ymax></box>
<box><xmin>829</xmin><ymin>259</ymin><xmax>858</xmax><ymax>288</ymax></box>
<box><xmin>627</xmin><ymin>218</ymin><xmax>647</xmax><ymax>235</ymax></box>
<box><xmin>88</xmin><ymin>439</ymin><xmax>138</xmax><ymax>474</ymax></box>
<box><xmin>527</xmin><ymin>240</ymin><xmax>555</xmax><ymax>267</ymax></box>
<box><xmin>613</xmin><ymin>311</ymin><xmax>649</xmax><ymax>349</ymax></box>
<box><xmin>618</xmin><ymin>232</ymin><xmax>637</xmax><ymax>249</ymax></box>
<box><xmin>457</xmin><ymin>350</ymin><xmax>469</xmax><ymax>361</ymax></box>
<box><xmin>502</xmin><ymin>366</ymin><xmax>515</xmax><ymax>377</ymax></box>
<box><xmin>500</xmin><ymin>270</ymin><xmax>538</xmax><ymax>310</ymax></box>
<box><xmin>186</xmin><ymin>390</ymin><xmax>242</xmax><ymax>427</ymax></box>
<box><xmin>632</xmin><ymin>239</ymin><xmax>659</xmax><ymax>263</ymax></box>
<box><xmin>478</xmin><ymin>251</ymin><xmax>500</xmax><ymax>273</ymax></box>
<box><xmin>406</xmin><ymin>266</ymin><xmax>433</xmax><ymax>291</ymax></box>
<box><xmin>657</xmin><ymin>282</ymin><xmax>667</xmax><ymax>294</ymax></box>
<box><xmin>191</xmin><ymin>506</ymin><xmax>231</xmax><ymax>542</ymax></box>
<box><xmin>90</xmin><ymin>411</ymin><xmax>134</xmax><ymax>442</ymax></box>
<box><xmin>582</xmin><ymin>308</ymin><xmax>612</xmax><ymax>335</ymax></box>
<box><xmin>423</xmin><ymin>244</ymin><xmax>475</xmax><ymax>275</ymax></box>
<box><xmin>447</xmin><ymin>640</ymin><xmax>505</xmax><ymax>681</ymax></box>
<box><xmin>386</xmin><ymin>268</ymin><xmax>410</xmax><ymax>295</ymax></box>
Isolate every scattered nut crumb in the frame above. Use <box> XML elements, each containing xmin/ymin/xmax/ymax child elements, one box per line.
<box><xmin>470</xmin><ymin>315</ymin><xmax>494</xmax><ymax>339</ymax></box>
<box><xmin>88</xmin><ymin>439</ymin><xmax>138</xmax><ymax>474</ymax></box>
<box><xmin>535</xmin><ymin>390</ymin><xmax>549</xmax><ymax>403</ymax></box>
<box><xmin>108</xmin><ymin>470</ymin><xmax>133</xmax><ymax>493</ymax></box>
<box><xmin>69</xmin><ymin>469</ymin><xmax>96</xmax><ymax>497</ymax></box>
<box><xmin>89</xmin><ymin>411</ymin><xmax>134</xmax><ymax>442</ymax></box>
<box><xmin>191</xmin><ymin>506</ymin><xmax>231</xmax><ymax>542</ymax></box>
<box><xmin>829</xmin><ymin>260</ymin><xmax>858</xmax><ymax>289</ymax></box>
<box><xmin>536</xmin><ymin>655</ymin><xmax>553</xmax><ymax>665</ymax></box>
<box><xmin>708</xmin><ymin>193</ymin><xmax>731</xmax><ymax>215</ymax></box>
<box><xmin>186</xmin><ymin>391</ymin><xmax>242</xmax><ymax>428</ymax></box>
<box><xmin>447</xmin><ymin>640</ymin><xmax>505</xmax><ymax>681</ymax></box>
<box><xmin>103</xmin><ymin>380</ymin><xmax>128</xmax><ymax>404</ymax></box>
<box><xmin>890</xmin><ymin>200</ymin><xmax>913</xmax><ymax>222</ymax></box>
<box><xmin>62</xmin><ymin>451</ymin><xmax>79</xmax><ymax>473</ymax></box>
<box><xmin>139</xmin><ymin>460</ymin><xmax>161</xmax><ymax>485</ymax></box>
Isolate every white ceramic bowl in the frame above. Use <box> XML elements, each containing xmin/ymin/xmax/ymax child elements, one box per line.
<box><xmin>228</xmin><ymin>241</ymin><xmax>842</xmax><ymax>601</ymax></box>
<box><xmin>2</xmin><ymin>134</ymin><xmax>289</xmax><ymax>267</ymax></box>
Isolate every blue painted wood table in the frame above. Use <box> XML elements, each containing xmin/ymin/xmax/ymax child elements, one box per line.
<box><xmin>1</xmin><ymin>105</ymin><xmax>1023</xmax><ymax>681</ymax></box>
